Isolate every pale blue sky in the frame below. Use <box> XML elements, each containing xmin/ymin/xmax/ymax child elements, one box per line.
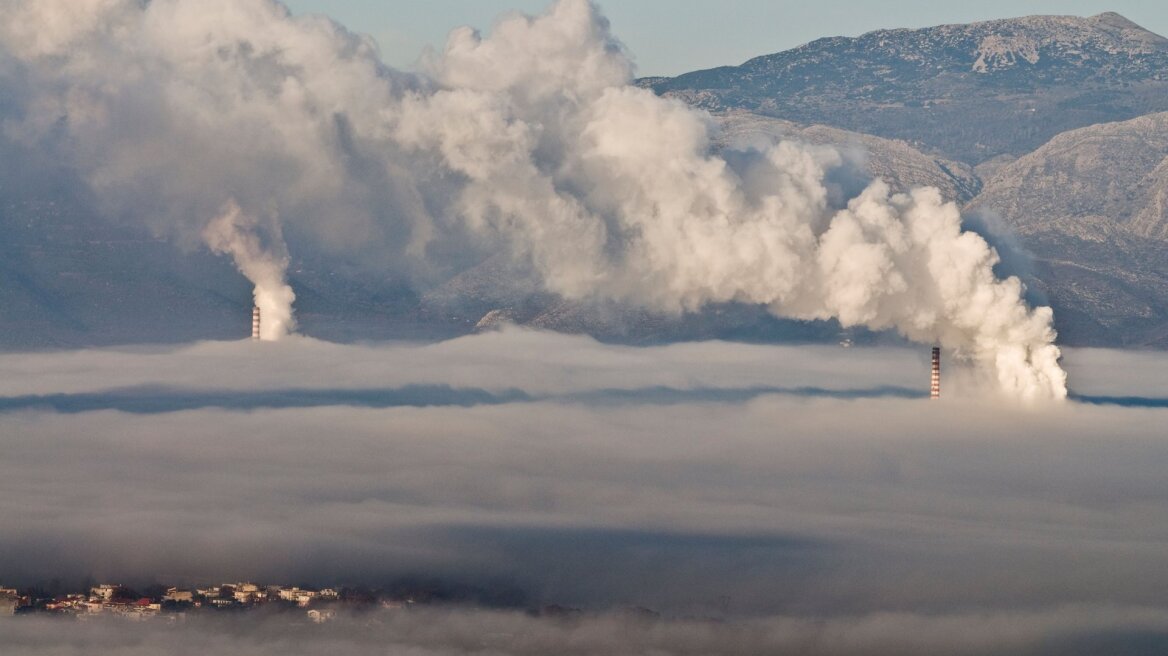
<box><xmin>282</xmin><ymin>1</ymin><xmax>1168</xmax><ymax>77</ymax></box>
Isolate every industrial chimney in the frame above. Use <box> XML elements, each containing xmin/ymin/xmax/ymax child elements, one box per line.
<box><xmin>930</xmin><ymin>347</ymin><xmax>941</xmax><ymax>399</ymax></box>
<box><xmin>252</xmin><ymin>305</ymin><xmax>261</xmax><ymax>340</ymax></box>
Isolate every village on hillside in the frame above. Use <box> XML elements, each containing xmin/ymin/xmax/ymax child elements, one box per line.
<box><xmin>0</xmin><ymin>581</ymin><xmax>426</xmax><ymax>624</ymax></box>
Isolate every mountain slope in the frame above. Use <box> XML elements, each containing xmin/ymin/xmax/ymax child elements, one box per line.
<box><xmin>713</xmin><ymin>111</ymin><xmax>981</xmax><ymax>202</ymax></box>
<box><xmin>967</xmin><ymin>112</ymin><xmax>1168</xmax><ymax>237</ymax></box>
<box><xmin>643</xmin><ymin>12</ymin><xmax>1168</xmax><ymax>164</ymax></box>
<box><xmin>965</xmin><ymin>112</ymin><xmax>1168</xmax><ymax>345</ymax></box>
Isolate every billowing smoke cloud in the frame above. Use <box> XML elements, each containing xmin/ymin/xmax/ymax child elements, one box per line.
<box><xmin>0</xmin><ymin>0</ymin><xmax>1066</xmax><ymax>399</ymax></box>
<box><xmin>203</xmin><ymin>200</ymin><xmax>295</xmax><ymax>339</ymax></box>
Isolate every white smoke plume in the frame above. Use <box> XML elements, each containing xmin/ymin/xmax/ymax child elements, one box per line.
<box><xmin>0</xmin><ymin>0</ymin><xmax>1066</xmax><ymax>399</ymax></box>
<box><xmin>203</xmin><ymin>200</ymin><xmax>296</xmax><ymax>339</ymax></box>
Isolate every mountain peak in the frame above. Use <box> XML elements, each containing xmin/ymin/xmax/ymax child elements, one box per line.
<box><xmin>1088</xmin><ymin>11</ymin><xmax>1168</xmax><ymax>48</ymax></box>
<box><xmin>1092</xmin><ymin>11</ymin><xmax>1147</xmax><ymax>30</ymax></box>
<box><xmin>929</xmin><ymin>12</ymin><xmax>1168</xmax><ymax>57</ymax></box>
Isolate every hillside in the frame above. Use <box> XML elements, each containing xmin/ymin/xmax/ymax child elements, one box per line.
<box><xmin>967</xmin><ymin>112</ymin><xmax>1168</xmax><ymax>238</ymax></box>
<box><xmin>643</xmin><ymin>12</ymin><xmax>1168</xmax><ymax>164</ymax></box>
<box><xmin>965</xmin><ymin>112</ymin><xmax>1168</xmax><ymax>345</ymax></box>
<box><xmin>713</xmin><ymin>111</ymin><xmax>982</xmax><ymax>202</ymax></box>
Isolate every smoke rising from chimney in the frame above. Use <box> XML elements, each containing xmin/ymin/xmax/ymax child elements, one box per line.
<box><xmin>203</xmin><ymin>200</ymin><xmax>295</xmax><ymax>340</ymax></box>
<box><xmin>0</xmin><ymin>0</ymin><xmax>1066</xmax><ymax>400</ymax></box>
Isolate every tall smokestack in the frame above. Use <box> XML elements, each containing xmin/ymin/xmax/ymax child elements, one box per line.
<box><xmin>252</xmin><ymin>305</ymin><xmax>261</xmax><ymax>340</ymax></box>
<box><xmin>930</xmin><ymin>347</ymin><xmax>941</xmax><ymax>399</ymax></box>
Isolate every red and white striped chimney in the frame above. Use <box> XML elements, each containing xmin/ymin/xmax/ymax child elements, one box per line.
<box><xmin>930</xmin><ymin>347</ymin><xmax>941</xmax><ymax>399</ymax></box>
<box><xmin>252</xmin><ymin>305</ymin><xmax>261</xmax><ymax>340</ymax></box>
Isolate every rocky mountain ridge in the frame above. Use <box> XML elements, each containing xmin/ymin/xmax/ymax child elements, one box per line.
<box><xmin>643</xmin><ymin>12</ymin><xmax>1168</xmax><ymax>164</ymax></box>
<box><xmin>968</xmin><ymin>111</ymin><xmax>1168</xmax><ymax>239</ymax></box>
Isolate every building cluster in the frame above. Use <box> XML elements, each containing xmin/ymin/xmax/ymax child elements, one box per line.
<box><xmin>0</xmin><ymin>581</ymin><xmax>377</xmax><ymax>623</ymax></box>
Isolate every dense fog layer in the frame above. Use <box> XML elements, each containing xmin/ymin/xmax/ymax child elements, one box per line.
<box><xmin>0</xmin><ymin>334</ymin><xmax>1164</xmax><ymax>617</ymax></box>
<box><xmin>5</xmin><ymin>607</ymin><xmax>1168</xmax><ymax>656</ymax></box>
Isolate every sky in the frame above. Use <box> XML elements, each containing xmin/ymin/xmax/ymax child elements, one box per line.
<box><xmin>282</xmin><ymin>0</ymin><xmax>1168</xmax><ymax>76</ymax></box>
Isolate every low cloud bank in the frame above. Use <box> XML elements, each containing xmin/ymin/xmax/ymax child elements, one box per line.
<box><xmin>4</xmin><ymin>606</ymin><xmax>1168</xmax><ymax>656</ymax></box>
<box><xmin>0</xmin><ymin>333</ymin><xmax>1166</xmax><ymax>625</ymax></box>
<box><xmin>4</xmin><ymin>396</ymin><xmax>1167</xmax><ymax>614</ymax></box>
<box><xmin>0</xmin><ymin>329</ymin><xmax>927</xmax><ymax>397</ymax></box>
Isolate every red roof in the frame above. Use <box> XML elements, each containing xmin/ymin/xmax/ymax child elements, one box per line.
<box><xmin>135</xmin><ymin>598</ymin><xmax>152</xmax><ymax>606</ymax></box>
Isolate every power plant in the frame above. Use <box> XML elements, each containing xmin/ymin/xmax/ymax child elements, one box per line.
<box><xmin>930</xmin><ymin>347</ymin><xmax>941</xmax><ymax>399</ymax></box>
<box><xmin>252</xmin><ymin>305</ymin><xmax>261</xmax><ymax>340</ymax></box>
